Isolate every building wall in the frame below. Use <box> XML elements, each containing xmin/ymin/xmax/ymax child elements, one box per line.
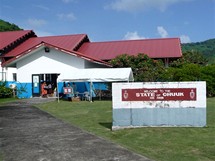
<box><xmin>112</xmin><ymin>82</ymin><xmax>206</xmax><ymax>129</ymax></box>
<box><xmin>14</xmin><ymin>47</ymin><xmax>86</xmax><ymax>98</ymax></box>
<box><xmin>0</xmin><ymin>60</ymin><xmax>17</xmax><ymax>82</ymax></box>
<box><xmin>17</xmin><ymin>48</ymin><xmax>85</xmax><ymax>82</ymax></box>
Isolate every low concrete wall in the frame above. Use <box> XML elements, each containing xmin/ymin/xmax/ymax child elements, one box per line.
<box><xmin>112</xmin><ymin>82</ymin><xmax>206</xmax><ymax>130</ymax></box>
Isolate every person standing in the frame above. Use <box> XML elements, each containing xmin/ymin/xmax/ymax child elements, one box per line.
<box><xmin>72</xmin><ymin>82</ymin><xmax>77</xmax><ymax>96</ymax></box>
<box><xmin>41</xmin><ymin>81</ymin><xmax>47</xmax><ymax>97</ymax></box>
<box><xmin>67</xmin><ymin>83</ymin><xmax>72</xmax><ymax>101</ymax></box>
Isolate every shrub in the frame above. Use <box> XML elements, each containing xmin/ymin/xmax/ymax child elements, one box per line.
<box><xmin>0</xmin><ymin>81</ymin><xmax>13</xmax><ymax>98</ymax></box>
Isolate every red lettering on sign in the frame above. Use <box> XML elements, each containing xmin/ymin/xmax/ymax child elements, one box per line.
<box><xmin>122</xmin><ymin>88</ymin><xmax>196</xmax><ymax>101</ymax></box>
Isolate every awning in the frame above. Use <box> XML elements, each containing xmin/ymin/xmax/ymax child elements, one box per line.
<box><xmin>57</xmin><ymin>68</ymin><xmax>134</xmax><ymax>102</ymax></box>
<box><xmin>57</xmin><ymin>68</ymin><xmax>134</xmax><ymax>82</ymax></box>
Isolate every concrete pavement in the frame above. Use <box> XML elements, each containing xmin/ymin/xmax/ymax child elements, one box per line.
<box><xmin>0</xmin><ymin>98</ymin><xmax>152</xmax><ymax>161</ymax></box>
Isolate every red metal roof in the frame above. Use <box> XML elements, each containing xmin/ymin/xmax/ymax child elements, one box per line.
<box><xmin>0</xmin><ymin>30</ymin><xmax>36</xmax><ymax>50</ymax></box>
<box><xmin>2</xmin><ymin>41</ymin><xmax>111</xmax><ymax>67</ymax></box>
<box><xmin>3</xmin><ymin>34</ymin><xmax>88</xmax><ymax>57</ymax></box>
<box><xmin>78</xmin><ymin>38</ymin><xmax>182</xmax><ymax>60</ymax></box>
<box><xmin>1</xmin><ymin>32</ymin><xmax>110</xmax><ymax>67</ymax></box>
<box><xmin>1</xmin><ymin>30</ymin><xmax>182</xmax><ymax>68</ymax></box>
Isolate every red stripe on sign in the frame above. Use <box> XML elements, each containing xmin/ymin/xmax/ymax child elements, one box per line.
<box><xmin>122</xmin><ymin>88</ymin><xmax>196</xmax><ymax>101</ymax></box>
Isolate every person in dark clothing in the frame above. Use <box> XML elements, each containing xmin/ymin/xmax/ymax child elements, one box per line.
<box><xmin>67</xmin><ymin>83</ymin><xmax>72</xmax><ymax>101</ymax></box>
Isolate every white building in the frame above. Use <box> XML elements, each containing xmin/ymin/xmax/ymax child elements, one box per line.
<box><xmin>0</xmin><ymin>30</ymin><xmax>182</xmax><ymax>98</ymax></box>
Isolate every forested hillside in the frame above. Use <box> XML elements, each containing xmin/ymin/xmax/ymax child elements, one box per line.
<box><xmin>0</xmin><ymin>19</ymin><xmax>22</xmax><ymax>31</ymax></box>
<box><xmin>182</xmin><ymin>39</ymin><xmax>215</xmax><ymax>64</ymax></box>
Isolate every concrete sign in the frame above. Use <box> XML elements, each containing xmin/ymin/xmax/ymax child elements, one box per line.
<box><xmin>112</xmin><ymin>82</ymin><xmax>206</xmax><ymax>130</ymax></box>
<box><xmin>122</xmin><ymin>88</ymin><xmax>196</xmax><ymax>101</ymax></box>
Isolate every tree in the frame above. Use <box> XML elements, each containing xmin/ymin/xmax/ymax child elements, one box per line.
<box><xmin>170</xmin><ymin>50</ymin><xmax>208</xmax><ymax>67</ymax></box>
<box><xmin>109</xmin><ymin>53</ymin><xmax>165</xmax><ymax>82</ymax></box>
<box><xmin>182</xmin><ymin>38</ymin><xmax>215</xmax><ymax>64</ymax></box>
<box><xmin>0</xmin><ymin>81</ymin><xmax>13</xmax><ymax>98</ymax></box>
<box><xmin>161</xmin><ymin>64</ymin><xmax>201</xmax><ymax>81</ymax></box>
<box><xmin>162</xmin><ymin>63</ymin><xmax>215</xmax><ymax>97</ymax></box>
<box><xmin>200</xmin><ymin>64</ymin><xmax>215</xmax><ymax>97</ymax></box>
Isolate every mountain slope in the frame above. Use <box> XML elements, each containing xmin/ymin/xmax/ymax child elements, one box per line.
<box><xmin>0</xmin><ymin>19</ymin><xmax>22</xmax><ymax>32</ymax></box>
<box><xmin>182</xmin><ymin>39</ymin><xmax>215</xmax><ymax>64</ymax></box>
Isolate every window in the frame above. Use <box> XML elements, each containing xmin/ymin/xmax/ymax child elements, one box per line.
<box><xmin>12</xmin><ymin>73</ymin><xmax>17</xmax><ymax>81</ymax></box>
<box><xmin>0</xmin><ymin>72</ymin><xmax>6</xmax><ymax>81</ymax></box>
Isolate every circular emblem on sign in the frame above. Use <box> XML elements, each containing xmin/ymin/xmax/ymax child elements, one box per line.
<box><xmin>190</xmin><ymin>89</ymin><xmax>195</xmax><ymax>99</ymax></box>
<box><xmin>123</xmin><ymin>90</ymin><xmax>128</xmax><ymax>99</ymax></box>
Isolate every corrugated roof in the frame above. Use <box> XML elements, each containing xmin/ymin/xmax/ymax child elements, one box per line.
<box><xmin>2</xmin><ymin>42</ymin><xmax>111</xmax><ymax>67</ymax></box>
<box><xmin>3</xmin><ymin>34</ymin><xmax>88</xmax><ymax>57</ymax></box>
<box><xmin>1</xmin><ymin>32</ymin><xmax>110</xmax><ymax>67</ymax></box>
<box><xmin>78</xmin><ymin>38</ymin><xmax>182</xmax><ymax>60</ymax></box>
<box><xmin>1</xmin><ymin>30</ymin><xmax>182</xmax><ymax>68</ymax></box>
<box><xmin>0</xmin><ymin>30</ymin><xmax>36</xmax><ymax>50</ymax></box>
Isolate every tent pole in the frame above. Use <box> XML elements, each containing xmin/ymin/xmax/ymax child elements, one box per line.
<box><xmin>90</xmin><ymin>81</ymin><xmax>92</xmax><ymax>102</ymax></box>
<box><xmin>57</xmin><ymin>80</ymin><xmax>59</xmax><ymax>103</ymax></box>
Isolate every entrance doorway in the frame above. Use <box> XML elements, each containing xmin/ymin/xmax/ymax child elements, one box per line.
<box><xmin>32</xmin><ymin>73</ymin><xmax>59</xmax><ymax>97</ymax></box>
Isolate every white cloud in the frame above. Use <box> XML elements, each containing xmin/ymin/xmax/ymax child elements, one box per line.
<box><xmin>180</xmin><ymin>35</ymin><xmax>191</xmax><ymax>43</ymax></box>
<box><xmin>106</xmin><ymin>0</ymin><xmax>193</xmax><ymax>12</ymax></box>
<box><xmin>124</xmin><ymin>31</ymin><xmax>146</xmax><ymax>40</ymax></box>
<box><xmin>157</xmin><ymin>26</ymin><xmax>168</xmax><ymax>38</ymax></box>
<box><xmin>57</xmin><ymin>12</ymin><xmax>76</xmax><ymax>21</ymax></box>
<box><xmin>34</xmin><ymin>30</ymin><xmax>54</xmax><ymax>37</ymax></box>
<box><xmin>27</xmin><ymin>18</ymin><xmax>47</xmax><ymax>28</ymax></box>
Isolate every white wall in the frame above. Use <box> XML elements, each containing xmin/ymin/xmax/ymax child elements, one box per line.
<box><xmin>113</xmin><ymin>82</ymin><xmax>206</xmax><ymax>109</ymax></box>
<box><xmin>112</xmin><ymin>82</ymin><xmax>207</xmax><ymax>128</ymax></box>
<box><xmin>0</xmin><ymin>60</ymin><xmax>17</xmax><ymax>81</ymax></box>
<box><xmin>16</xmin><ymin>48</ymin><xmax>85</xmax><ymax>82</ymax></box>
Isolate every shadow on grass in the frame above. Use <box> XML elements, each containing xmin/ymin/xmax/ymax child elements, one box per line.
<box><xmin>99</xmin><ymin>122</ymin><xmax>112</xmax><ymax>130</ymax></box>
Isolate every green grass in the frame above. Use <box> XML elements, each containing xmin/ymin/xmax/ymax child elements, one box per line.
<box><xmin>32</xmin><ymin>98</ymin><xmax>215</xmax><ymax>160</ymax></box>
<box><xmin>0</xmin><ymin>152</ymin><xmax>3</xmax><ymax>161</ymax></box>
<box><xmin>0</xmin><ymin>97</ymin><xmax>18</xmax><ymax>104</ymax></box>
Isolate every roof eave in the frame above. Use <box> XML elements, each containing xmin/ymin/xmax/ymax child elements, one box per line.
<box><xmin>2</xmin><ymin>43</ymin><xmax>43</xmax><ymax>67</ymax></box>
<box><xmin>45</xmin><ymin>42</ymin><xmax>112</xmax><ymax>67</ymax></box>
<box><xmin>2</xmin><ymin>42</ymin><xmax>112</xmax><ymax>68</ymax></box>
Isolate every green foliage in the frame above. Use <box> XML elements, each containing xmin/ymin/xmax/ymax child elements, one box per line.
<box><xmin>170</xmin><ymin>51</ymin><xmax>208</xmax><ymax>67</ymax></box>
<box><xmin>162</xmin><ymin>64</ymin><xmax>215</xmax><ymax>97</ymax></box>
<box><xmin>0</xmin><ymin>81</ymin><xmax>13</xmax><ymax>98</ymax></box>
<box><xmin>110</xmin><ymin>53</ymin><xmax>215</xmax><ymax>97</ymax></box>
<box><xmin>161</xmin><ymin>64</ymin><xmax>201</xmax><ymax>81</ymax></box>
<box><xmin>0</xmin><ymin>19</ymin><xmax>22</xmax><ymax>32</ymax></box>
<box><xmin>182</xmin><ymin>39</ymin><xmax>215</xmax><ymax>64</ymax></box>
<box><xmin>110</xmin><ymin>53</ymin><xmax>165</xmax><ymax>81</ymax></box>
<box><xmin>200</xmin><ymin>64</ymin><xmax>215</xmax><ymax>97</ymax></box>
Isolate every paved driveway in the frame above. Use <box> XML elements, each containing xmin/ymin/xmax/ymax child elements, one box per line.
<box><xmin>0</xmin><ymin>98</ymin><xmax>152</xmax><ymax>161</ymax></box>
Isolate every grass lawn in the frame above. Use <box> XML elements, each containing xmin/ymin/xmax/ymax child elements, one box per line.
<box><xmin>0</xmin><ymin>97</ymin><xmax>17</xmax><ymax>104</ymax></box>
<box><xmin>36</xmin><ymin>98</ymin><xmax>214</xmax><ymax>161</ymax></box>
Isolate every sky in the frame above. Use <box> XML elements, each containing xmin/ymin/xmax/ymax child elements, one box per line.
<box><xmin>0</xmin><ymin>0</ymin><xmax>215</xmax><ymax>43</ymax></box>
